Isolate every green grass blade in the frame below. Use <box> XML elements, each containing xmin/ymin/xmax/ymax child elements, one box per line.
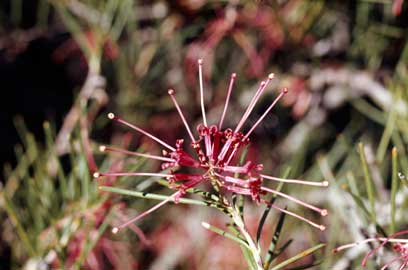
<box><xmin>346</xmin><ymin>172</ymin><xmax>360</xmax><ymax>197</ymax></box>
<box><xmin>44</xmin><ymin>122</ymin><xmax>68</xmax><ymax>200</ymax></box>
<box><xmin>358</xmin><ymin>143</ymin><xmax>377</xmax><ymax>222</ymax></box>
<box><xmin>53</xmin><ymin>3</ymin><xmax>90</xmax><ymax>58</ymax></box>
<box><xmin>72</xmin><ymin>210</ymin><xmax>113</xmax><ymax>269</ymax></box>
<box><xmin>376</xmin><ymin>89</ymin><xmax>400</xmax><ymax>162</ymax></box>
<box><xmin>351</xmin><ymin>99</ymin><xmax>385</xmax><ymax>125</ymax></box>
<box><xmin>0</xmin><ymin>193</ymin><xmax>36</xmax><ymax>257</ymax></box>
<box><xmin>348</xmin><ymin>192</ymin><xmax>371</xmax><ymax>219</ymax></box>
<box><xmin>110</xmin><ymin>0</ymin><xmax>133</xmax><ymax>41</ymax></box>
<box><xmin>390</xmin><ymin>147</ymin><xmax>399</xmax><ymax>233</ymax></box>
<box><xmin>348</xmin><ymin>192</ymin><xmax>387</xmax><ymax>236</ymax></box>
<box><xmin>392</xmin><ymin>132</ymin><xmax>408</xmax><ymax>177</ymax></box>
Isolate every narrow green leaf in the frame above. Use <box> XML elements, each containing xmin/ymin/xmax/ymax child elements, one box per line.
<box><xmin>1</xmin><ymin>194</ymin><xmax>36</xmax><ymax>257</ymax></box>
<box><xmin>68</xmin><ymin>138</ymin><xmax>77</xmax><ymax>199</ymax></box>
<box><xmin>269</xmin><ymin>243</ymin><xmax>325</xmax><ymax>270</ymax></box>
<box><xmin>72</xmin><ymin>210</ymin><xmax>113</xmax><ymax>269</ymax></box>
<box><xmin>346</xmin><ymin>172</ymin><xmax>360</xmax><ymax>197</ymax></box>
<box><xmin>358</xmin><ymin>143</ymin><xmax>377</xmax><ymax>222</ymax></box>
<box><xmin>123</xmin><ymin>160</ymin><xmax>151</xmax><ymax>186</ymax></box>
<box><xmin>110</xmin><ymin>0</ymin><xmax>133</xmax><ymax>41</ymax></box>
<box><xmin>134</xmin><ymin>168</ymin><xmax>171</xmax><ymax>191</ymax></box>
<box><xmin>44</xmin><ymin>122</ymin><xmax>68</xmax><ymax>200</ymax></box>
<box><xmin>190</xmin><ymin>188</ymin><xmax>221</xmax><ymax>204</ymax></box>
<box><xmin>156</xmin><ymin>180</ymin><xmax>226</xmax><ymax>210</ymax></box>
<box><xmin>351</xmin><ymin>99</ymin><xmax>385</xmax><ymax>125</ymax></box>
<box><xmin>391</xmin><ymin>132</ymin><xmax>408</xmax><ymax>178</ymax></box>
<box><xmin>269</xmin><ymin>239</ymin><xmax>293</xmax><ymax>262</ymax></box>
<box><xmin>79</xmin><ymin>155</ymin><xmax>90</xmax><ymax>205</ymax></box>
<box><xmin>263</xmin><ymin>211</ymin><xmax>287</xmax><ymax>269</ymax></box>
<box><xmin>99</xmin><ymin>186</ymin><xmax>207</xmax><ymax>206</ymax></box>
<box><xmin>390</xmin><ymin>147</ymin><xmax>399</xmax><ymax>233</ymax></box>
<box><xmin>201</xmin><ymin>222</ymin><xmax>250</xmax><ymax>249</ymax></box>
<box><xmin>256</xmin><ymin>167</ymin><xmax>291</xmax><ymax>244</ymax></box>
<box><xmin>376</xmin><ymin>89</ymin><xmax>400</xmax><ymax>162</ymax></box>
<box><xmin>233</xmin><ymin>145</ymin><xmax>250</xmax><ymax>218</ymax></box>
<box><xmin>348</xmin><ymin>191</ymin><xmax>371</xmax><ymax>219</ymax></box>
<box><xmin>13</xmin><ymin>117</ymin><xmax>30</xmax><ymax>149</ymax></box>
<box><xmin>104</xmin><ymin>0</ymin><xmax>120</xmax><ymax>27</ymax></box>
<box><xmin>348</xmin><ymin>192</ymin><xmax>387</xmax><ymax>236</ymax></box>
<box><xmin>396</xmin><ymin>35</ymin><xmax>408</xmax><ymax>79</ymax></box>
<box><xmin>53</xmin><ymin>3</ymin><xmax>91</xmax><ymax>58</ymax></box>
<box><xmin>285</xmin><ymin>260</ymin><xmax>323</xmax><ymax>270</ymax></box>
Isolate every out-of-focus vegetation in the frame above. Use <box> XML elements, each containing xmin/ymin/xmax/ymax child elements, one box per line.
<box><xmin>1</xmin><ymin>0</ymin><xmax>408</xmax><ymax>269</ymax></box>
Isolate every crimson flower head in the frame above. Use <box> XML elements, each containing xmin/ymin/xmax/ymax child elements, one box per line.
<box><xmin>95</xmin><ymin>59</ymin><xmax>329</xmax><ymax>234</ymax></box>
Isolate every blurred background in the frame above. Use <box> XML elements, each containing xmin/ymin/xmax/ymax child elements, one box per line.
<box><xmin>1</xmin><ymin>0</ymin><xmax>408</xmax><ymax>269</ymax></box>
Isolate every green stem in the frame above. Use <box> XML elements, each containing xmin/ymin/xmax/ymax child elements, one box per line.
<box><xmin>88</xmin><ymin>52</ymin><xmax>102</xmax><ymax>75</ymax></box>
<box><xmin>231</xmin><ymin>205</ymin><xmax>264</xmax><ymax>270</ymax></box>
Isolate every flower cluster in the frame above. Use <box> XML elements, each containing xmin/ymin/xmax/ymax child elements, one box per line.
<box><xmin>333</xmin><ymin>229</ymin><xmax>408</xmax><ymax>269</ymax></box>
<box><xmin>95</xmin><ymin>59</ymin><xmax>328</xmax><ymax>234</ymax></box>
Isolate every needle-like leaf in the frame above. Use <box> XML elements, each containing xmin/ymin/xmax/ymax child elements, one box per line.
<box><xmin>269</xmin><ymin>243</ymin><xmax>325</xmax><ymax>270</ymax></box>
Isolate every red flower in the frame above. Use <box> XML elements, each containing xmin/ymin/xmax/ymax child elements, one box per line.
<box><xmin>392</xmin><ymin>0</ymin><xmax>405</xmax><ymax>16</ymax></box>
<box><xmin>95</xmin><ymin>59</ymin><xmax>328</xmax><ymax>233</ymax></box>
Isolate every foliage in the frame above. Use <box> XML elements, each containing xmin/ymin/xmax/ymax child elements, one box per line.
<box><xmin>1</xmin><ymin>0</ymin><xmax>408</xmax><ymax>269</ymax></box>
